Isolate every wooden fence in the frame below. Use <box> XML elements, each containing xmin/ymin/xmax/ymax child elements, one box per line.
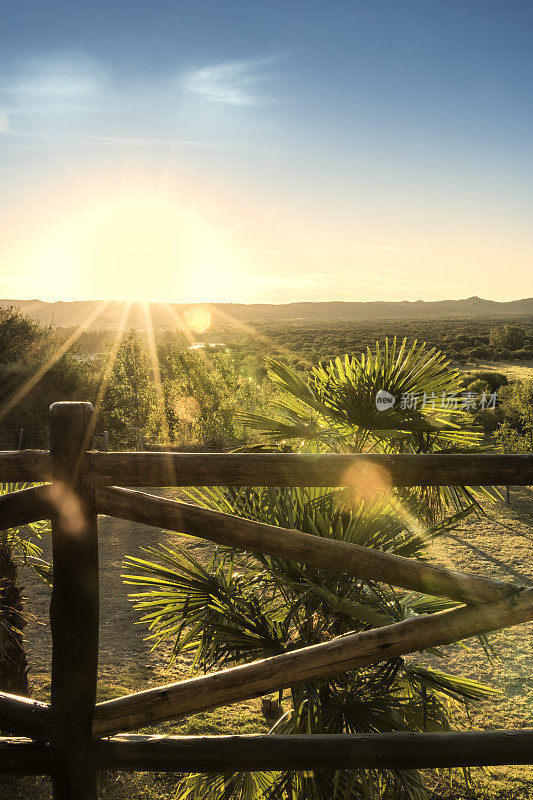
<box><xmin>0</xmin><ymin>401</ymin><xmax>532</xmax><ymax>799</ymax></box>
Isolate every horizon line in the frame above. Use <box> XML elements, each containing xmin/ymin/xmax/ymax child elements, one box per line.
<box><xmin>2</xmin><ymin>295</ymin><xmax>533</xmax><ymax>307</ymax></box>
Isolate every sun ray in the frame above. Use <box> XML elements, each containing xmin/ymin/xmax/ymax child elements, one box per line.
<box><xmin>204</xmin><ymin>303</ymin><xmax>312</xmax><ymax>367</ymax></box>
<box><xmin>161</xmin><ymin>302</ymin><xmax>217</xmax><ymax>370</ymax></box>
<box><xmin>142</xmin><ymin>302</ymin><xmax>170</xmax><ymax>445</ymax></box>
<box><xmin>0</xmin><ymin>300</ymin><xmax>111</xmax><ymax>425</ymax></box>
<box><xmin>24</xmin><ymin>115</ymin><xmax>101</xmax><ymax>211</ymax></box>
<box><xmin>80</xmin><ymin>301</ymin><xmax>132</xmax><ymax>454</ymax></box>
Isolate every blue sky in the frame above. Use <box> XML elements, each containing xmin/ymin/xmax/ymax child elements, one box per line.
<box><xmin>1</xmin><ymin>1</ymin><xmax>532</xmax><ymax>302</ymax></box>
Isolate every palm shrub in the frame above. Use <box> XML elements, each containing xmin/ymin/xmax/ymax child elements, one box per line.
<box><xmin>124</xmin><ymin>339</ymin><xmax>495</xmax><ymax>800</ymax></box>
<box><xmin>0</xmin><ymin>483</ymin><xmax>51</xmax><ymax>695</ymax></box>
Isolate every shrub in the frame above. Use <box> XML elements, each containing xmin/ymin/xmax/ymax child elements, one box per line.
<box><xmin>489</xmin><ymin>323</ymin><xmax>527</xmax><ymax>351</ymax></box>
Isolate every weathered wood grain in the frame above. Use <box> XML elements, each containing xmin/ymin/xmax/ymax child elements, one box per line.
<box><xmin>83</xmin><ymin>452</ymin><xmax>533</xmax><ymax>487</ymax></box>
<box><xmin>93</xmin><ymin>729</ymin><xmax>533</xmax><ymax>771</ymax></box>
<box><xmin>0</xmin><ymin>484</ymin><xmax>52</xmax><ymax>530</ymax></box>
<box><xmin>0</xmin><ymin>451</ymin><xmax>51</xmax><ymax>482</ymax></box>
<box><xmin>0</xmin><ymin>692</ymin><xmax>50</xmax><ymax>739</ymax></box>
<box><xmin>92</xmin><ymin>588</ymin><xmax>533</xmax><ymax>737</ymax></box>
<box><xmin>49</xmin><ymin>403</ymin><xmax>99</xmax><ymax>799</ymax></box>
<box><xmin>1</xmin><ymin>451</ymin><xmax>531</xmax><ymax>487</ymax></box>
<box><xmin>96</xmin><ymin>485</ymin><xmax>520</xmax><ymax>606</ymax></box>
<box><xmin>0</xmin><ymin>737</ymin><xmax>54</xmax><ymax>774</ymax></box>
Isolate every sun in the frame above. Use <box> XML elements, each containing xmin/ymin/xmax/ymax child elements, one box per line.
<box><xmin>11</xmin><ymin>187</ymin><xmax>249</xmax><ymax>303</ymax></box>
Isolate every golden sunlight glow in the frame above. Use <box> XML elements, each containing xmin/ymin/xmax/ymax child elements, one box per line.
<box><xmin>4</xmin><ymin>183</ymin><xmax>250</xmax><ymax>303</ymax></box>
<box><xmin>142</xmin><ymin>302</ymin><xmax>170</xmax><ymax>443</ymax></box>
<box><xmin>0</xmin><ymin>300</ymin><xmax>111</xmax><ymax>423</ymax></box>
<box><xmin>183</xmin><ymin>306</ymin><xmax>212</xmax><ymax>334</ymax></box>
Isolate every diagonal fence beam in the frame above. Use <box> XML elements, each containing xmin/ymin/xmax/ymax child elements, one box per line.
<box><xmin>0</xmin><ymin>692</ymin><xmax>50</xmax><ymax>740</ymax></box>
<box><xmin>96</xmin><ymin>486</ymin><xmax>521</xmax><ymax>606</ymax></box>
<box><xmin>93</xmin><ymin>587</ymin><xmax>533</xmax><ymax>737</ymax></box>
<box><xmin>92</xmin><ymin>729</ymin><xmax>533</xmax><ymax>772</ymax></box>
<box><xmin>0</xmin><ymin>484</ymin><xmax>52</xmax><ymax>530</ymax></box>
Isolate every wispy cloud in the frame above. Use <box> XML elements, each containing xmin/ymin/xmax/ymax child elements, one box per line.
<box><xmin>0</xmin><ymin>112</ymin><xmax>9</xmax><ymax>133</ymax></box>
<box><xmin>182</xmin><ymin>56</ymin><xmax>280</xmax><ymax>106</ymax></box>
<box><xmin>2</xmin><ymin>53</ymin><xmax>106</xmax><ymax>101</ymax></box>
<box><xmin>78</xmin><ymin>134</ymin><xmax>250</xmax><ymax>150</ymax></box>
<box><xmin>0</xmin><ymin>129</ymin><xmax>252</xmax><ymax>151</ymax></box>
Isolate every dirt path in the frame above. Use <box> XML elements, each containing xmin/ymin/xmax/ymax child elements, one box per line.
<box><xmin>23</xmin><ymin>506</ymin><xmax>223</xmax><ymax>703</ymax></box>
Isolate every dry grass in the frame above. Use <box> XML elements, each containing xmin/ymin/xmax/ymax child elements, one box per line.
<box><xmin>464</xmin><ymin>361</ymin><xmax>533</xmax><ymax>381</ymax></box>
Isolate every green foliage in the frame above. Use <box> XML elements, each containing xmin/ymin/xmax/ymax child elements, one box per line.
<box><xmin>238</xmin><ymin>340</ymin><xmax>492</xmax><ymax>525</ymax></box>
<box><xmin>158</xmin><ymin>341</ymin><xmax>265</xmax><ymax>449</ymax></box>
<box><xmin>210</xmin><ymin>317</ymin><xmax>533</xmax><ymax>369</ymax></box>
<box><xmin>124</xmin><ymin>487</ymin><xmax>493</xmax><ymax>800</ymax></box>
<box><xmin>0</xmin><ymin>306</ymin><xmax>49</xmax><ymax>365</ymax></box>
<box><xmin>0</xmin><ymin>483</ymin><xmax>51</xmax><ymax>692</ymax></box>
<box><xmin>124</xmin><ymin>339</ymin><xmax>497</xmax><ymax>800</ymax></box>
<box><xmin>489</xmin><ymin>324</ymin><xmax>527</xmax><ymax>352</ymax></box>
<box><xmin>238</xmin><ymin>339</ymin><xmax>480</xmax><ymax>451</ymax></box>
<box><xmin>0</xmin><ymin>307</ymin><xmax>92</xmax><ymax>440</ymax></box>
<box><xmin>93</xmin><ymin>331</ymin><xmax>270</xmax><ymax>449</ymax></box>
<box><xmin>0</xmin><ymin>484</ymin><xmax>51</xmax><ymax>582</ymax></box>
<box><xmin>98</xmin><ymin>330</ymin><xmax>159</xmax><ymax>446</ymax></box>
<box><xmin>495</xmin><ymin>380</ymin><xmax>533</xmax><ymax>452</ymax></box>
<box><xmin>464</xmin><ymin>372</ymin><xmax>508</xmax><ymax>393</ymax></box>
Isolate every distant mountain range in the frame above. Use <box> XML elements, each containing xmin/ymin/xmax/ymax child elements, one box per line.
<box><xmin>2</xmin><ymin>296</ymin><xmax>533</xmax><ymax>328</ymax></box>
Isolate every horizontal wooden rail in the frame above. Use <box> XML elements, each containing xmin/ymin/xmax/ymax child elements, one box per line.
<box><xmin>0</xmin><ymin>450</ymin><xmax>51</xmax><ymax>482</ymax></box>
<box><xmin>93</xmin><ymin>588</ymin><xmax>533</xmax><ymax>737</ymax></box>
<box><xmin>93</xmin><ymin>729</ymin><xmax>533</xmax><ymax>771</ymax></box>
<box><xmin>0</xmin><ymin>484</ymin><xmax>52</xmax><ymax>530</ymax></box>
<box><xmin>0</xmin><ymin>692</ymin><xmax>50</xmax><ymax>739</ymax></box>
<box><xmin>2</xmin><ymin>730</ymin><xmax>531</xmax><ymax>775</ymax></box>
<box><xmin>98</xmin><ymin>486</ymin><xmax>520</xmax><ymax>606</ymax></box>
<box><xmin>1</xmin><ymin>451</ymin><xmax>532</xmax><ymax>487</ymax></box>
<box><xmin>0</xmin><ymin>737</ymin><xmax>55</xmax><ymax>774</ymax></box>
<box><xmin>83</xmin><ymin>452</ymin><xmax>533</xmax><ymax>487</ymax></box>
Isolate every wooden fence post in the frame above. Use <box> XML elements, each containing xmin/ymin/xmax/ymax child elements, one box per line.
<box><xmin>49</xmin><ymin>402</ymin><xmax>99</xmax><ymax>799</ymax></box>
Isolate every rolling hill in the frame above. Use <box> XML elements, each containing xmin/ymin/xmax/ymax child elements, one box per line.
<box><xmin>1</xmin><ymin>296</ymin><xmax>532</xmax><ymax>329</ymax></box>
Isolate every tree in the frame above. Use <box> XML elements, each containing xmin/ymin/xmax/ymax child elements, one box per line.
<box><xmin>0</xmin><ymin>305</ymin><xmax>49</xmax><ymax>365</ymax></box>
<box><xmin>158</xmin><ymin>340</ymin><xmax>268</xmax><ymax>449</ymax></box>
<box><xmin>124</xmin><ymin>339</ymin><xmax>493</xmax><ymax>800</ymax></box>
<box><xmin>98</xmin><ymin>330</ymin><xmax>158</xmax><ymax>446</ymax></box>
<box><xmin>0</xmin><ymin>306</ymin><xmax>89</xmax><ymax>441</ymax></box>
<box><xmin>489</xmin><ymin>324</ymin><xmax>527</xmax><ymax>351</ymax></box>
<box><xmin>496</xmin><ymin>380</ymin><xmax>533</xmax><ymax>452</ymax></box>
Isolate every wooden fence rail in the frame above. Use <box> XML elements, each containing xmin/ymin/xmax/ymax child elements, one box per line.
<box><xmin>0</xmin><ymin>401</ymin><xmax>531</xmax><ymax>799</ymax></box>
<box><xmin>1</xmin><ymin>450</ymin><xmax>533</xmax><ymax>487</ymax></box>
<box><xmin>95</xmin><ymin>485</ymin><xmax>519</xmax><ymax>605</ymax></box>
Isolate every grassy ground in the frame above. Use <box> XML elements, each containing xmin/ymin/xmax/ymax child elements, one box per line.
<box><xmin>465</xmin><ymin>361</ymin><xmax>533</xmax><ymax>381</ymax></box>
<box><xmin>1</xmin><ymin>487</ymin><xmax>531</xmax><ymax>799</ymax></box>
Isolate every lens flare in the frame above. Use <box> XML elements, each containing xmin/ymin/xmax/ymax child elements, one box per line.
<box><xmin>342</xmin><ymin>461</ymin><xmax>392</xmax><ymax>504</ymax></box>
<box><xmin>184</xmin><ymin>306</ymin><xmax>211</xmax><ymax>334</ymax></box>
